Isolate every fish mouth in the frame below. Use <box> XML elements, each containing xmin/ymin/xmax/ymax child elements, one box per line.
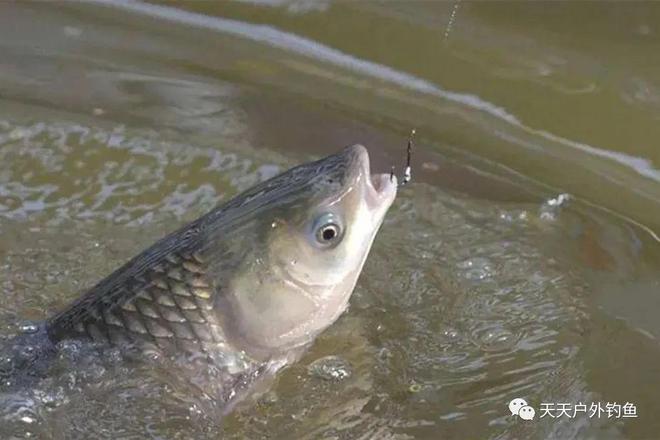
<box><xmin>348</xmin><ymin>145</ymin><xmax>398</xmax><ymax>209</ymax></box>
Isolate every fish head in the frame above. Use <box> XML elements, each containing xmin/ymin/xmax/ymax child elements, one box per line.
<box><xmin>224</xmin><ymin>145</ymin><xmax>397</xmax><ymax>358</ymax></box>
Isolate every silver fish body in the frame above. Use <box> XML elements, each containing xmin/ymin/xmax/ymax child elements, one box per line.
<box><xmin>2</xmin><ymin>145</ymin><xmax>397</xmax><ymax>411</ymax></box>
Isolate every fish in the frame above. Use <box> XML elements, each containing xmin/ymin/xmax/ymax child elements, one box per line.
<box><xmin>0</xmin><ymin>144</ymin><xmax>397</xmax><ymax>414</ymax></box>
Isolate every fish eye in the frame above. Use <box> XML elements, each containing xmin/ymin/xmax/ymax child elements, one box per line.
<box><xmin>313</xmin><ymin>213</ymin><xmax>343</xmax><ymax>246</ymax></box>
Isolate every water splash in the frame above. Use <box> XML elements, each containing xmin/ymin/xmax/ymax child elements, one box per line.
<box><xmin>539</xmin><ymin>193</ymin><xmax>572</xmax><ymax>222</ymax></box>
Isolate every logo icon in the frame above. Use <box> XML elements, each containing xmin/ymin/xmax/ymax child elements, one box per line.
<box><xmin>519</xmin><ymin>405</ymin><xmax>536</xmax><ymax>420</ymax></box>
<box><xmin>509</xmin><ymin>398</ymin><xmax>535</xmax><ymax>420</ymax></box>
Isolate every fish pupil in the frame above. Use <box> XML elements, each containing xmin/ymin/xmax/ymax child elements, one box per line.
<box><xmin>322</xmin><ymin>226</ymin><xmax>336</xmax><ymax>241</ymax></box>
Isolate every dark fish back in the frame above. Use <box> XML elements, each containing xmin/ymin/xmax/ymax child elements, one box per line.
<box><xmin>46</xmin><ymin>224</ymin><xmax>230</xmax><ymax>357</ymax></box>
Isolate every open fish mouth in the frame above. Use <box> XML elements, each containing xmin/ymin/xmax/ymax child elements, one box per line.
<box><xmin>348</xmin><ymin>144</ymin><xmax>398</xmax><ymax>209</ymax></box>
<box><xmin>370</xmin><ymin>172</ymin><xmax>396</xmax><ymax>195</ymax></box>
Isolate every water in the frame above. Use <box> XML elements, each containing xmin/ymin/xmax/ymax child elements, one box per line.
<box><xmin>1</xmin><ymin>1</ymin><xmax>660</xmax><ymax>439</ymax></box>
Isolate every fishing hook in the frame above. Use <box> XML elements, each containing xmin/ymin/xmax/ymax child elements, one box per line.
<box><xmin>390</xmin><ymin>129</ymin><xmax>415</xmax><ymax>186</ymax></box>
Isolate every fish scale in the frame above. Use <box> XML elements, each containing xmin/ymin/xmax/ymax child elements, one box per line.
<box><xmin>66</xmin><ymin>250</ymin><xmax>226</xmax><ymax>354</ymax></box>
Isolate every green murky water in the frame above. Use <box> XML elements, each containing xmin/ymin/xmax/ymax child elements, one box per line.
<box><xmin>1</xmin><ymin>2</ymin><xmax>659</xmax><ymax>439</ymax></box>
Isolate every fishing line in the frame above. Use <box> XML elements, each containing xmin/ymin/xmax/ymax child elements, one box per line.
<box><xmin>444</xmin><ymin>1</ymin><xmax>461</xmax><ymax>42</ymax></box>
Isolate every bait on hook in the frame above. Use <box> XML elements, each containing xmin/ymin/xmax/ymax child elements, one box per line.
<box><xmin>390</xmin><ymin>129</ymin><xmax>415</xmax><ymax>186</ymax></box>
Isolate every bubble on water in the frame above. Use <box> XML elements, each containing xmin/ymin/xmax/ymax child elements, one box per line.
<box><xmin>499</xmin><ymin>209</ymin><xmax>529</xmax><ymax>223</ymax></box>
<box><xmin>441</xmin><ymin>328</ymin><xmax>460</xmax><ymax>341</ymax></box>
<box><xmin>473</xmin><ymin>327</ymin><xmax>517</xmax><ymax>352</ymax></box>
<box><xmin>188</xmin><ymin>403</ymin><xmax>203</xmax><ymax>417</ymax></box>
<box><xmin>466</xmin><ymin>269</ymin><xmax>491</xmax><ymax>281</ymax></box>
<box><xmin>18</xmin><ymin>322</ymin><xmax>39</xmax><ymax>334</ymax></box>
<box><xmin>457</xmin><ymin>257</ymin><xmax>486</xmax><ymax>270</ymax></box>
<box><xmin>457</xmin><ymin>257</ymin><xmax>494</xmax><ymax>281</ymax></box>
<box><xmin>307</xmin><ymin>355</ymin><xmax>352</xmax><ymax>381</ymax></box>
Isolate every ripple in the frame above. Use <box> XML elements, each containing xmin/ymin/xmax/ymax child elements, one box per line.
<box><xmin>0</xmin><ymin>134</ymin><xmax>595</xmax><ymax>439</ymax></box>
<box><xmin>471</xmin><ymin>326</ymin><xmax>518</xmax><ymax>353</ymax></box>
<box><xmin>0</xmin><ymin>394</ymin><xmax>41</xmax><ymax>428</ymax></box>
<box><xmin>0</xmin><ymin>120</ymin><xmax>280</xmax><ymax>225</ymax></box>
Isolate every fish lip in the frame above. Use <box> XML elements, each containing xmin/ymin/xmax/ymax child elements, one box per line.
<box><xmin>349</xmin><ymin>145</ymin><xmax>398</xmax><ymax>208</ymax></box>
<box><xmin>368</xmin><ymin>173</ymin><xmax>397</xmax><ymax>208</ymax></box>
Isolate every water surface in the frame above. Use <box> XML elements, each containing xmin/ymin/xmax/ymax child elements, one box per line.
<box><xmin>1</xmin><ymin>2</ymin><xmax>659</xmax><ymax>439</ymax></box>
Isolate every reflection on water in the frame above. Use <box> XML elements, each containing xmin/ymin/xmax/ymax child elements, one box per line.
<box><xmin>1</xmin><ymin>1</ymin><xmax>660</xmax><ymax>439</ymax></box>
